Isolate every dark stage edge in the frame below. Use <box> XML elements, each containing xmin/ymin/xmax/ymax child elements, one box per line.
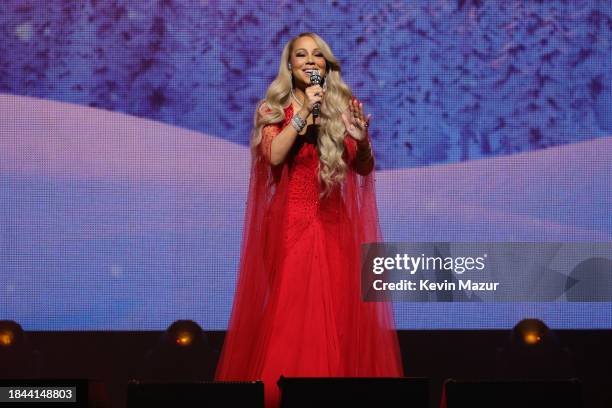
<box><xmin>8</xmin><ymin>330</ymin><xmax>611</xmax><ymax>408</ymax></box>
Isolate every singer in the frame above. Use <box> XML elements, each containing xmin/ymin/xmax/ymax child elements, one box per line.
<box><xmin>215</xmin><ymin>32</ymin><xmax>404</xmax><ymax>408</ymax></box>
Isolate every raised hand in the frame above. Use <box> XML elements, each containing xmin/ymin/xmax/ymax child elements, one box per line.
<box><xmin>341</xmin><ymin>97</ymin><xmax>371</xmax><ymax>142</ymax></box>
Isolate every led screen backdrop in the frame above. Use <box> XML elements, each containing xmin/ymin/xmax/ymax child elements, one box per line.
<box><xmin>1</xmin><ymin>0</ymin><xmax>611</xmax><ymax>330</ymax></box>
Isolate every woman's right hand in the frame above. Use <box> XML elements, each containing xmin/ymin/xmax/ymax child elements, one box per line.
<box><xmin>304</xmin><ymin>84</ymin><xmax>325</xmax><ymax>114</ymax></box>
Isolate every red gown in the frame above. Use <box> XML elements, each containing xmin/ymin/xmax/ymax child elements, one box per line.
<box><xmin>215</xmin><ymin>103</ymin><xmax>403</xmax><ymax>407</ymax></box>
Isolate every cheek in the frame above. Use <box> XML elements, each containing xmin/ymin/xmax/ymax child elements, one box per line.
<box><xmin>292</xmin><ymin>56</ymin><xmax>306</xmax><ymax>65</ymax></box>
<box><xmin>319</xmin><ymin>62</ymin><xmax>328</xmax><ymax>75</ymax></box>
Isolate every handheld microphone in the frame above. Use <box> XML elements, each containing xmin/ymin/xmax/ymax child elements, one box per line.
<box><xmin>309</xmin><ymin>69</ymin><xmax>322</xmax><ymax>118</ymax></box>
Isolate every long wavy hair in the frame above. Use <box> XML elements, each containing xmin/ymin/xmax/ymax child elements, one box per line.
<box><xmin>251</xmin><ymin>32</ymin><xmax>354</xmax><ymax>195</ymax></box>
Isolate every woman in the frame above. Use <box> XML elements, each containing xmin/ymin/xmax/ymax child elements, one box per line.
<box><xmin>215</xmin><ymin>32</ymin><xmax>403</xmax><ymax>407</ymax></box>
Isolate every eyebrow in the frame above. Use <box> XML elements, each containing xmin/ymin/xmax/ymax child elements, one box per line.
<box><xmin>294</xmin><ymin>48</ymin><xmax>322</xmax><ymax>53</ymax></box>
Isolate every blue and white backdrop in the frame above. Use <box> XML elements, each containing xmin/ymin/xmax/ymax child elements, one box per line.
<box><xmin>1</xmin><ymin>0</ymin><xmax>611</xmax><ymax>330</ymax></box>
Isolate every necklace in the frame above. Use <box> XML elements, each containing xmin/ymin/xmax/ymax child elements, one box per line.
<box><xmin>290</xmin><ymin>88</ymin><xmax>304</xmax><ymax>108</ymax></box>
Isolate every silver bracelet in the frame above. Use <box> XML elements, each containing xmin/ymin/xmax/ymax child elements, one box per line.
<box><xmin>291</xmin><ymin>113</ymin><xmax>306</xmax><ymax>132</ymax></box>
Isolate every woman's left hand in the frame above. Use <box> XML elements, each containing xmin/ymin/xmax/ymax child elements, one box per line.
<box><xmin>342</xmin><ymin>98</ymin><xmax>371</xmax><ymax>142</ymax></box>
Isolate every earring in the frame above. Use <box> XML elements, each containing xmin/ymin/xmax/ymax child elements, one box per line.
<box><xmin>288</xmin><ymin>63</ymin><xmax>292</xmax><ymax>70</ymax></box>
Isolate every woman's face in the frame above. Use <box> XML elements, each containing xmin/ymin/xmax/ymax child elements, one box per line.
<box><xmin>289</xmin><ymin>36</ymin><xmax>327</xmax><ymax>88</ymax></box>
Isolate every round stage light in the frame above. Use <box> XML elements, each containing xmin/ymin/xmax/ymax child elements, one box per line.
<box><xmin>175</xmin><ymin>331</ymin><xmax>194</xmax><ymax>347</ymax></box>
<box><xmin>0</xmin><ymin>330</ymin><xmax>14</xmax><ymax>347</ymax></box>
<box><xmin>513</xmin><ymin>318</ymin><xmax>549</xmax><ymax>347</ymax></box>
<box><xmin>0</xmin><ymin>321</ymin><xmax>23</xmax><ymax>347</ymax></box>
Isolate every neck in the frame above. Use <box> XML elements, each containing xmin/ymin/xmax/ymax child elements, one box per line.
<box><xmin>291</xmin><ymin>87</ymin><xmax>306</xmax><ymax>106</ymax></box>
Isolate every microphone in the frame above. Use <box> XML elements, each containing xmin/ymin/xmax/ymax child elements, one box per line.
<box><xmin>309</xmin><ymin>69</ymin><xmax>322</xmax><ymax>118</ymax></box>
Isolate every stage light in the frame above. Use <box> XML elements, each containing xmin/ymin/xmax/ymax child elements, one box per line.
<box><xmin>0</xmin><ymin>330</ymin><xmax>14</xmax><ymax>347</ymax></box>
<box><xmin>166</xmin><ymin>320</ymin><xmax>202</xmax><ymax>348</ymax></box>
<box><xmin>175</xmin><ymin>331</ymin><xmax>194</xmax><ymax>347</ymax></box>
<box><xmin>511</xmin><ymin>318</ymin><xmax>550</xmax><ymax>347</ymax></box>
<box><xmin>141</xmin><ymin>320</ymin><xmax>215</xmax><ymax>381</ymax></box>
<box><xmin>496</xmin><ymin>318</ymin><xmax>574</xmax><ymax>379</ymax></box>
<box><xmin>0</xmin><ymin>321</ymin><xmax>41</xmax><ymax>378</ymax></box>
<box><xmin>523</xmin><ymin>331</ymin><xmax>541</xmax><ymax>345</ymax></box>
<box><xmin>0</xmin><ymin>321</ymin><xmax>23</xmax><ymax>347</ymax></box>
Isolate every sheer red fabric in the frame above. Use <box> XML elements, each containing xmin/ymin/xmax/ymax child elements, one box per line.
<box><xmin>215</xmin><ymin>104</ymin><xmax>404</xmax><ymax>407</ymax></box>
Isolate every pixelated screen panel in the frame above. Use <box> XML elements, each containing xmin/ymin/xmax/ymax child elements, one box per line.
<box><xmin>1</xmin><ymin>1</ymin><xmax>611</xmax><ymax>329</ymax></box>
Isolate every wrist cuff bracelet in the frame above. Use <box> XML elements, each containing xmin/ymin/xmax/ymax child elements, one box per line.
<box><xmin>291</xmin><ymin>114</ymin><xmax>306</xmax><ymax>132</ymax></box>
